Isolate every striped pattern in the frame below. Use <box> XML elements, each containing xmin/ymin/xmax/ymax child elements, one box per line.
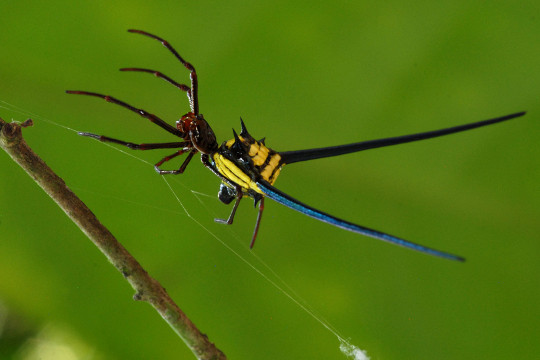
<box><xmin>214</xmin><ymin>135</ymin><xmax>283</xmax><ymax>195</ymax></box>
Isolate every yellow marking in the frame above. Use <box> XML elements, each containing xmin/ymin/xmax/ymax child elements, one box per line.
<box><xmin>225</xmin><ymin>134</ymin><xmax>248</xmax><ymax>148</ymax></box>
<box><xmin>268</xmin><ymin>166</ymin><xmax>282</xmax><ymax>184</ymax></box>
<box><xmin>213</xmin><ymin>153</ymin><xmax>263</xmax><ymax>194</ymax></box>
<box><xmin>225</xmin><ymin>135</ymin><xmax>273</xmax><ymax>167</ymax></box>
<box><xmin>251</xmin><ymin>145</ymin><xmax>269</xmax><ymax>166</ymax></box>
<box><xmin>219</xmin><ymin>136</ymin><xmax>284</xmax><ymax>192</ymax></box>
<box><xmin>260</xmin><ymin>154</ymin><xmax>282</xmax><ymax>183</ymax></box>
<box><xmin>225</xmin><ymin>138</ymin><xmax>237</xmax><ymax>147</ymax></box>
<box><xmin>248</xmin><ymin>142</ymin><xmax>259</xmax><ymax>157</ymax></box>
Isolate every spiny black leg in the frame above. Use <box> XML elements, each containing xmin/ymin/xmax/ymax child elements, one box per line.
<box><xmin>120</xmin><ymin>68</ymin><xmax>193</xmax><ymax>110</ymax></box>
<box><xmin>250</xmin><ymin>198</ymin><xmax>264</xmax><ymax>249</ymax></box>
<box><xmin>66</xmin><ymin>90</ymin><xmax>183</xmax><ymax>137</ymax></box>
<box><xmin>128</xmin><ymin>29</ymin><xmax>199</xmax><ymax>115</ymax></box>
<box><xmin>79</xmin><ymin>132</ymin><xmax>188</xmax><ymax>150</ymax></box>
<box><xmin>155</xmin><ymin>149</ymin><xmax>197</xmax><ymax>175</ymax></box>
<box><xmin>215</xmin><ymin>189</ymin><xmax>243</xmax><ymax>225</ymax></box>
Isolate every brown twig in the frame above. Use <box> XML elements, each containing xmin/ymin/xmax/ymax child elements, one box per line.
<box><xmin>0</xmin><ymin>117</ymin><xmax>226</xmax><ymax>360</ymax></box>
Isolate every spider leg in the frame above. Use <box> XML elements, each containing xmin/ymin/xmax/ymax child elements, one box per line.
<box><xmin>250</xmin><ymin>197</ymin><xmax>264</xmax><ymax>249</ymax></box>
<box><xmin>120</xmin><ymin>68</ymin><xmax>193</xmax><ymax>108</ymax></box>
<box><xmin>155</xmin><ymin>149</ymin><xmax>197</xmax><ymax>175</ymax></box>
<box><xmin>128</xmin><ymin>29</ymin><xmax>199</xmax><ymax>115</ymax></box>
<box><xmin>66</xmin><ymin>90</ymin><xmax>183</xmax><ymax>137</ymax></box>
<box><xmin>79</xmin><ymin>132</ymin><xmax>188</xmax><ymax>150</ymax></box>
<box><xmin>215</xmin><ymin>189</ymin><xmax>243</xmax><ymax>225</ymax></box>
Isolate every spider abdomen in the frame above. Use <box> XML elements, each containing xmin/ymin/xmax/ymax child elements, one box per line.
<box><xmin>213</xmin><ymin>130</ymin><xmax>284</xmax><ymax>197</ymax></box>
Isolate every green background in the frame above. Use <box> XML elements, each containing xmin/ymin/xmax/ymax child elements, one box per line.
<box><xmin>0</xmin><ymin>1</ymin><xmax>538</xmax><ymax>359</ymax></box>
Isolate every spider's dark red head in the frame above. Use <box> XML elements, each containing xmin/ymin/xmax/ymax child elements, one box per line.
<box><xmin>177</xmin><ymin>113</ymin><xmax>218</xmax><ymax>154</ymax></box>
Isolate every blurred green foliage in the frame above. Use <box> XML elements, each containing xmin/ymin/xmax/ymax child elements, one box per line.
<box><xmin>0</xmin><ymin>1</ymin><xmax>538</xmax><ymax>359</ymax></box>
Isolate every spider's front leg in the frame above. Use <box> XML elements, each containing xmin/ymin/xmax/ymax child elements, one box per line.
<box><xmin>66</xmin><ymin>90</ymin><xmax>183</xmax><ymax>137</ymax></box>
<box><xmin>120</xmin><ymin>68</ymin><xmax>194</xmax><ymax>114</ymax></box>
<box><xmin>127</xmin><ymin>29</ymin><xmax>200</xmax><ymax>115</ymax></box>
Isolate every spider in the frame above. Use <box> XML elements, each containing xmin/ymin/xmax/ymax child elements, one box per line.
<box><xmin>67</xmin><ymin>29</ymin><xmax>526</xmax><ymax>261</ymax></box>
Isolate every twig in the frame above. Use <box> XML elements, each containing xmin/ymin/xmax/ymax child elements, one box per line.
<box><xmin>0</xmin><ymin>117</ymin><xmax>227</xmax><ymax>360</ymax></box>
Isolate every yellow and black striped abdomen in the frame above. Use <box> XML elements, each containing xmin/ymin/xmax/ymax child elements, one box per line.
<box><xmin>212</xmin><ymin>132</ymin><xmax>283</xmax><ymax>195</ymax></box>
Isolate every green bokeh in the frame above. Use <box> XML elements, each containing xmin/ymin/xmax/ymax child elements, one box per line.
<box><xmin>1</xmin><ymin>1</ymin><xmax>538</xmax><ymax>359</ymax></box>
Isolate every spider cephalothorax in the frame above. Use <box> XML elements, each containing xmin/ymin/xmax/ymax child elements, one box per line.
<box><xmin>176</xmin><ymin>112</ymin><xmax>218</xmax><ymax>154</ymax></box>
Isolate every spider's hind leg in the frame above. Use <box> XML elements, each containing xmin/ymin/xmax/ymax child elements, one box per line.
<box><xmin>215</xmin><ymin>186</ymin><xmax>243</xmax><ymax>225</ymax></box>
<box><xmin>250</xmin><ymin>197</ymin><xmax>265</xmax><ymax>249</ymax></box>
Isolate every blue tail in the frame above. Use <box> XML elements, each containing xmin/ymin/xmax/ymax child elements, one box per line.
<box><xmin>256</xmin><ymin>180</ymin><xmax>465</xmax><ymax>262</ymax></box>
